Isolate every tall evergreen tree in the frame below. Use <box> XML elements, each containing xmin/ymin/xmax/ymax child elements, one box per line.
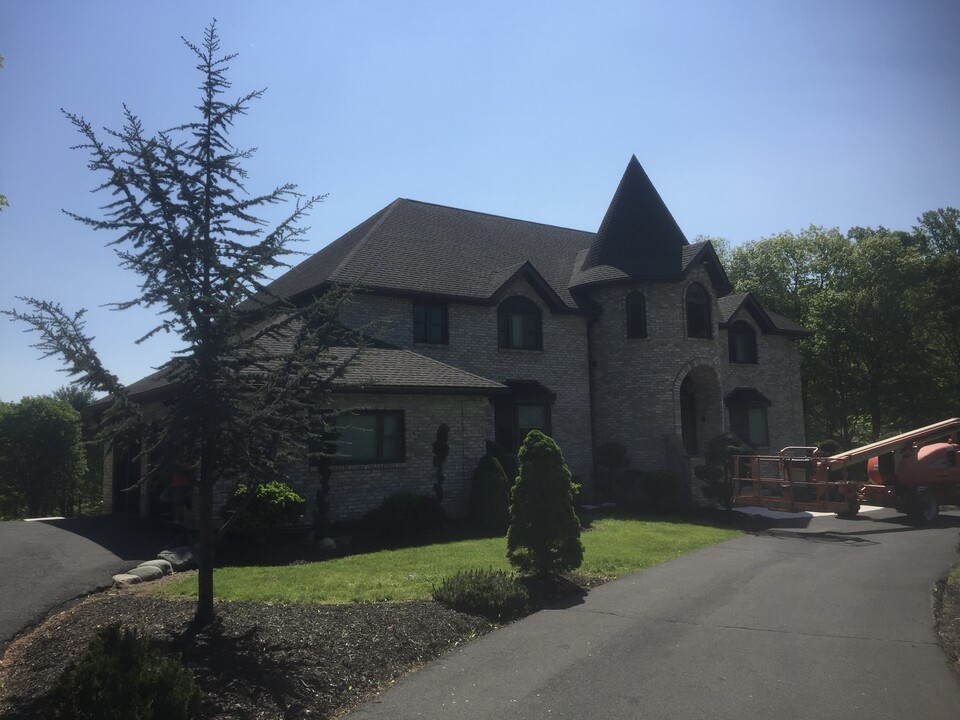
<box><xmin>5</xmin><ymin>24</ymin><xmax>362</xmax><ymax>625</ymax></box>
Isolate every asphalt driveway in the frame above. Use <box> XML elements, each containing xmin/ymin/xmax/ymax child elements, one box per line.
<box><xmin>0</xmin><ymin>516</ymin><xmax>180</xmax><ymax>653</ymax></box>
<box><xmin>347</xmin><ymin>509</ymin><xmax>960</xmax><ymax>720</ymax></box>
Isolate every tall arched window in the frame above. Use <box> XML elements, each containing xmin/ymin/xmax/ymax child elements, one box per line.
<box><xmin>625</xmin><ymin>291</ymin><xmax>647</xmax><ymax>339</ymax></box>
<box><xmin>728</xmin><ymin>321</ymin><xmax>758</xmax><ymax>363</ymax></box>
<box><xmin>498</xmin><ymin>296</ymin><xmax>542</xmax><ymax>350</ymax></box>
<box><xmin>685</xmin><ymin>283</ymin><xmax>712</xmax><ymax>339</ymax></box>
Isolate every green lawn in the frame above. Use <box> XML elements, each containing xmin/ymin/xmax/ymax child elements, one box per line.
<box><xmin>156</xmin><ymin>517</ymin><xmax>739</xmax><ymax>604</ymax></box>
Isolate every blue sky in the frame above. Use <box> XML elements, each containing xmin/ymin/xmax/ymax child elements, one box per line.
<box><xmin>1</xmin><ymin>0</ymin><xmax>958</xmax><ymax>402</ymax></box>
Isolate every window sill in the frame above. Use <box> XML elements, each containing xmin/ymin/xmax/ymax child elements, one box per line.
<box><xmin>413</xmin><ymin>342</ymin><xmax>449</xmax><ymax>348</ymax></box>
<box><xmin>497</xmin><ymin>347</ymin><xmax>544</xmax><ymax>353</ymax></box>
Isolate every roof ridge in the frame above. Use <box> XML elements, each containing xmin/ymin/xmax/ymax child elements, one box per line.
<box><xmin>329</xmin><ymin>199</ymin><xmax>404</xmax><ymax>281</ymax></box>
<box><xmin>396</xmin><ymin>198</ymin><xmax>596</xmax><ymax>237</ymax></box>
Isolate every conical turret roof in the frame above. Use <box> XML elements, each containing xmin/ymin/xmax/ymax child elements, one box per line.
<box><xmin>581</xmin><ymin>156</ymin><xmax>688</xmax><ymax>279</ymax></box>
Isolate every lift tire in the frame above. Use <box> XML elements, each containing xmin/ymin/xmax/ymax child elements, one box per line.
<box><xmin>906</xmin><ymin>488</ymin><xmax>939</xmax><ymax>525</ymax></box>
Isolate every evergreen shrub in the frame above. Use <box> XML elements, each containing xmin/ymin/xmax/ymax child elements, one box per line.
<box><xmin>432</xmin><ymin>568</ymin><xmax>529</xmax><ymax>621</ymax></box>
<box><xmin>361</xmin><ymin>491</ymin><xmax>445</xmax><ymax>546</ymax></box>
<box><xmin>222</xmin><ymin>480</ymin><xmax>306</xmax><ymax>540</ymax></box>
<box><xmin>46</xmin><ymin>623</ymin><xmax>201</xmax><ymax>720</ymax></box>
<box><xmin>507</xmin><ymin>430</ymin><xmax>584</xmax><ymax>577</ymax></box>
<box><xmin>468</xmin><ymin>454</ymin><xmax>511</xmax><ymax>534</ymax></box>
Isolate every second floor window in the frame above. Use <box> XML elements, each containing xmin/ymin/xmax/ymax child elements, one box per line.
<box><xmin>413</xmin><ymin>300</ymin><xmax>448</xmax><ymax>344</ymax></box>
<box><xmin>685</xmin><ymin>283</ymin><xmax>712</xmax><ymax>339</ymax></box>
<box><xmin>498</xmin><ymin>296</ymin><xmax>542</xmax><ymax>350</ymax></box>
<box><xmin>625</xmin><ymin>291</ymin><xmax>647</xmax><ymax>338</ymax></box>
<box><xmin>728</xmin><ymin>321</ymin><xmax>758</xmax><ymax>363</ymax></box>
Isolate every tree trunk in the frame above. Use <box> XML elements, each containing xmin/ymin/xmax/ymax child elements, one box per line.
<box><xmin>194</xmin><ymin>467</ymin><xmax>216</xmax><ymax>626</ymax></box>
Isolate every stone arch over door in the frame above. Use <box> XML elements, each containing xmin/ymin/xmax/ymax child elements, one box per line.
<box><xmin>673</xmin><ymin>360</ymin><xmax>723</xmax><ymax>456</ymax></box>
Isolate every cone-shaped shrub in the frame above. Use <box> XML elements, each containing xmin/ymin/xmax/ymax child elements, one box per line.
<box><xmin>469</xmin><ymin>454</ymin><xmax>511</xmax><ymax>534</ymax></box>
<box><xmin>507</xmin><ymin>430</ymin><xmax>583</xmax><ymax>577</ymax></box>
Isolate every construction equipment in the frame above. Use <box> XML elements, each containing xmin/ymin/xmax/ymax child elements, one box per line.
<box><xmin>731</xmin><ymin>418</ymin><xmax>960</xmax><ymax>522</ymax></box>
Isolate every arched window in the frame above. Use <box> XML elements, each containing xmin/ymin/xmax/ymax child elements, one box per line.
<box><xmin>685</xmin><ymin>283</ymin><xmax>712</xmax><ymax>339</ymax></box>
<box><xmin>728</xmin><ymin>321</ymin><xmax>758</xmax><ymax>363</ymax></box>
<box><xmin>625</xmin><ymin>291</ymin><xmax>647</xmax><ymax>339</ymax></box>
<box><xmin>498</xmin><ymin>296</ymin><xmax>542</xmax><ymax>350</ymax></box>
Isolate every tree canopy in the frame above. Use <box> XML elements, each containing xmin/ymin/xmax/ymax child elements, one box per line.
<box><xmin>5</xmin><ymin>23</ymin><xmax>362</xmax><ymax>625</ymax></box>
<box><xmin>726</xmin><ymin>212</ymin><xmax>960</xmax><ymax>445</ymax></box>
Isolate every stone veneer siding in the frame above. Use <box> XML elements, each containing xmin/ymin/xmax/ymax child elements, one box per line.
<box><xmin>339</xmin><ymin>276</ymin><xmax>594</xmax><ymax>484</ymax></box>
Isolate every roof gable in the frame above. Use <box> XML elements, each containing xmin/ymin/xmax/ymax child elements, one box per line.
<box><xmin>681</xmin><ymin>241</ymin><xmax>733</xmax><ymax>296</ymax></box>
<box><xmin>718</xmin><ymin>292</ymin><xmax>811</xmax><ymax>336</ymax></box>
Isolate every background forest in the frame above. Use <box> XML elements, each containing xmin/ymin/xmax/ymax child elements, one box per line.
<box><xmin>715</xmin><ymin>207</ymin><xmax>960</xmax><ymax>446</ymax></box>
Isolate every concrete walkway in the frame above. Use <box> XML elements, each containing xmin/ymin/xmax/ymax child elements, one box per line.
<box><xmin>347</xmin><ymin>510</ymin><xmax>960</xmax><ymax>720</ymax></box>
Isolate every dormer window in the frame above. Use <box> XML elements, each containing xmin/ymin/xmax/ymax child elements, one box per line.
<box><xmin>498</xmin><ymin>296</ymin><xmax>542</xmax><ymax>350</ymax></box>
<box><xmin>685</xmin><ymin>283</ymin><xmax>712</xmax><ymax>339</ymax></box>
<box><xmin>625</xmin><ymin>291</ymin><xmax>647</xmax><ymax>339</ymax></box>
<box><xmin>728</xmin><ymin>321</ymin><xmax>758</xmax><ymax>363</ymax></box>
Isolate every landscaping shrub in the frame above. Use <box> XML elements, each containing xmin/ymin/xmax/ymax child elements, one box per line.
<box><xmin>432</xmin><ymin>423</ymin><xmax>450</xmax><ymax>502</ymax></box>
<box><xmin>222</xmin><ymin>480</ymin><xmax>307</xmax><ymax>541</ymax></box>
<box><xmin>432</xmin><ymin>568</ymin><xmax>529</xmax><ymax>621</ymax></box>
<box><xmin>468</xmin><ymin>454</ymin><xmax>511</xmax><ymax>534</ymax></box>
<box><xmin>485</xmin><ymin>439</ymin><xmax>519</xmax><ymax>487</ymax></box>
<box><xmin>696</xmin><ymin>433</ymin><xmax>750</xmax><ymax>511</ymax></box>
<box><xmin>46</xmin><ymin>623</ymin><xmax>201</xmax><ymax>720</ymax></box>
<box><xmin>507</xmin><ymin>430</ymin><xmax>583</xmax><ymax>577</ymax></box>
<box><xmin>361</xmin><ymin>490</ymin><xmax>446</xmax><ymax>546</ymax></box>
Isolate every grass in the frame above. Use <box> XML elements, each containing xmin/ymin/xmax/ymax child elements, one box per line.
<box><xmin>155</xmin><ymin>517</ymin><xmax>740</xmax><ymax>604</ymax></box>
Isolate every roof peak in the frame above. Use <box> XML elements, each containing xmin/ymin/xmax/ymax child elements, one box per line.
<box><xmin>581</xmin><ymin>156</ymin><xmax>689</xmax><ymax>278</ymax></box>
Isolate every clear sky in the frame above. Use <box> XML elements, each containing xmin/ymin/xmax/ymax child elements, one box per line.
<box><xmin>1</xmin><ymin>0</ymin><xmax>958</xmax><ymax>402</ymax></box>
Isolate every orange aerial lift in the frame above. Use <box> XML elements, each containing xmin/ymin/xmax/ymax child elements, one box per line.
<box><xmin>732</xmin><ymin>418</ymin><xmax>960</xmax><ymax>523</ymax></box>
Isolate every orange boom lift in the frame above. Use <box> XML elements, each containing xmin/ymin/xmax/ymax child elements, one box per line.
<box><xmin>731</xmin><ymin>418</ymin><xmax>960</xmax><ymax>522</ymax></box>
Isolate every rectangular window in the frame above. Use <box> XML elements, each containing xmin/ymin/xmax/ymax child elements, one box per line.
<box><xmin>730</xmin><ymin>404</ymin><xmax>769</xmax><ymax>447</ymax></box>
<box><xmin>335</xmin><ymin>410</ymin><xmax>405</xmax><ymax>464</ymax></box>
<box><xmin>494</xmin><ymin>402</ymin><xmax>551</xmax><ymax>452</ymax></box>
<box><xmin>413</xmin><ymin>301</ymin><xmax>448</xmax><ymax>344</ymax></box>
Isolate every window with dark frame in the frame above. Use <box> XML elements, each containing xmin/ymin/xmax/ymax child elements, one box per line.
<box><xmin>334</xmin><ymin>410</ymin><xmax>405</xmax><ymax>464</ymax></box>
<box><xmin>685</xmin><ymin>283</ymin><xmax>712</xmax><ymax>339</ymax></box>
<box><xmin>726</xmin><ymin>390</ymin><xmax>770</xmax><ymax>447</ymax></box>
<box><xmin>728</xmin><ymin>321</ymin><xmax>758</xmax><ymax>363</ymax></box>
<box><xmin>493</xmin><ymin>380</ymin><xmax>555</xmax><ymax>452</ymax></box>
<box><xmin>625</xmin><ymin>290</ymin><xmax>647</xmax><ymax>339</ymax></box>
<box><xmin>497</xmin><ymin>296</ymin><xmax>542</xmax><ymax>350</ymax></box>
<box><xmin>413</xmin><ymin>300</ymin><xmax>448</xmax><ymax>344</ymax></box>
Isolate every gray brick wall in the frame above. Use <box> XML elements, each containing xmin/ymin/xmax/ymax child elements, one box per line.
<box><xmin>587</xmin><ymin>266</ymin><xmax>726</xmax><ymax>473</ymax></box>
<box><xmin>721</xmin><ymin>310</ymin><xmax>806</xmax><ymax>451</ymax></box>
<box><xmin>282</xmin><ymin>392</ymin><xmax>490</xmax><ymax>522</ymax></box>
<box><xmin>339</xmin><ymin>277</ymin><xmax>594</xmax><ymax>483</ymax></box>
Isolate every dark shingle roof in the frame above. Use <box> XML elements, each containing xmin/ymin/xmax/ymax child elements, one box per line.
<box><xmin>579</xmin><ymin>155</ymin><xmax>688</xmax><ymax>281</ymax></box>
<box><xmin>718</xmin><ymin>292</ymin><xmax>811</xmax><ymax>336</ymax></box>
<box><xmin>96</xmin><ymin>346</ymin><xmax>507</xmax><ymax>404</ymax></box>
<box><xmin>264</xmin><ymin>199</ymin><xmax>596</xmax><ymax>311</ymax></box>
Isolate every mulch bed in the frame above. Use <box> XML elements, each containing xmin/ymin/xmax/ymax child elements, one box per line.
<box><xmin>0</xmin><ymin>591</ymin><xmax>494</xmax><ymax>720</ymax></box>
<box><xmin>935</xmin><ymin>566</ymin><xmax>960</xmax><ymax>674</ymax></box>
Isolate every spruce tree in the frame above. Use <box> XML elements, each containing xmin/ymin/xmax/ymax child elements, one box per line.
<box><xmin>507</xmin><ymin>430</ymin><xmax>583</xmax><ymax>577</ymax></box>
<box><xmin>5</xmin><ymin>23</ymin><xmax>362</xmax><ymax>625</ymax></box>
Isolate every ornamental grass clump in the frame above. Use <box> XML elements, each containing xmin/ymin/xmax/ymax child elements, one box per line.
<box><xmin>507</xmin><ymin>430</ymin><xmax>584</xmax><ymax>577</ymax></box>
<box><xmin>46</xmin><ymin>623</ymin><xmax>201</xmax><ymax>720</ymax></box>
<box><xmin>432</xmin><ymin>568</ymin><xmax>529</xmax><ymax>621</ymax></box>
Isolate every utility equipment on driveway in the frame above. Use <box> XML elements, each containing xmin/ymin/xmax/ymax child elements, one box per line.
<box><xmin>732</xmin><ymin>418</ymin><xmax>960</xmax><ymax>522</ymax></box>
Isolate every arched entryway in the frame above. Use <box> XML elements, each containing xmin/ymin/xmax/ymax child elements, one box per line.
<box><xmin>674</xmin><ymin>362</ymin><xmax>723</xmax><ymax>457</ymax></box>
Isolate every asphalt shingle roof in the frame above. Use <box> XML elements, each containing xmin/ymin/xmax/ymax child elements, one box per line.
<box><xmin>718</xmin><ymin>292</ymin><xmax>811</xmax><ymax>336</ymax></box>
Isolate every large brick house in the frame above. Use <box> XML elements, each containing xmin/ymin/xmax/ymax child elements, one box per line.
<box><xmin>103</xmin><ymin>156</ymin><xmax>808</xmax><ymax>522</ymax></box>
